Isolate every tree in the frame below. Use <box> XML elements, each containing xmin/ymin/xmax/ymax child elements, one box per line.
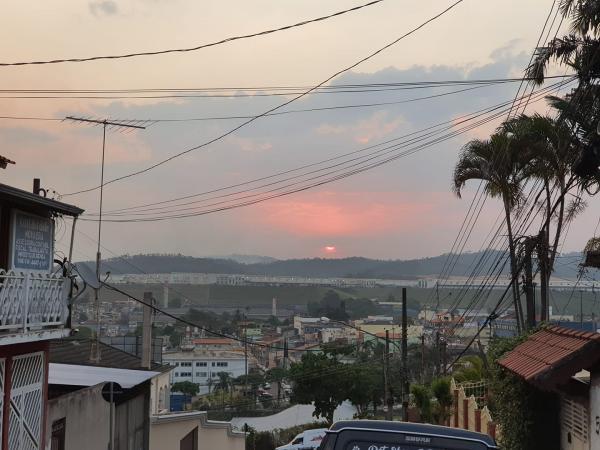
<box><xmin>502</xmin><ymin>114</ymin><xmax>582</xmax><ymax>303</ymax></box>
<box><xmin>411</xmin><ymin>384</ymin><xmax>432</xmax><ymax>423</ymax></box>
<box><xmin>526</xmin><ymin>0</ymin><xmax>600</xmax><ymax>189</ymax></box>
<box><xmin>453</xmin><ymin>132</ymin><xmax>528</xmax><ymax>330</ymax></box>
<box><xmin>216</xmin><ymin>371</ymin><xmax>232</xmax><ymax>392</ymax></box>
<box><xmin>172</xmin><ymin>381</ymin><xmax>199</xmax><ymax>397</ymax></box>
<box><xmin>289</xmin><ymin>352</ymin><xmax>349</xmax><ymax>423</ymax></box>
<box><xmin>431</xmin><ymin>377</ymin><xmax>453</xmax><ymax>425</ymax></box>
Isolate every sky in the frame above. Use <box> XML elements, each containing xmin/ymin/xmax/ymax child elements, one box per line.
<box><xmin>1</xmin><ymin>0</ymin><xmax>598</xmax><ymax>261</ymax></box>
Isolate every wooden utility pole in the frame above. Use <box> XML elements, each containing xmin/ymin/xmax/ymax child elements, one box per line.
<box><xmin>420</xmin><ymin>334</ymin><xmax>425</xmax><ymax>384</ymax></box>
<box><xmin>141</xmin><ymin>292</ymin><xmax>154</xmax><ymax>369</ymax></box>
<box><xmin>401</xmin><ymin>287</ymin><xmax>409</xmax><ymax>422</ymax></box>
<box><xmin>384</xmin><ymin>329</ymin><xmax>392</xmax><ymax>420</ymax></box>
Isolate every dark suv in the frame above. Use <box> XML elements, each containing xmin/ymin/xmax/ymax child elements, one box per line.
<box><xmin>319</xmin><ymin>420</ymin><xmax>499</xmax><ymax>450</ymax></box>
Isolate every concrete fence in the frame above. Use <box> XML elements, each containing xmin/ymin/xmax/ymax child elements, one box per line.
<box><xmin>450</xmin><ymin>379</ymin><xmax>497</xmax><ymax>440</ymax></box>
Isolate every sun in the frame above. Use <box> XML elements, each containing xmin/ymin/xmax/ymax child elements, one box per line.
<box><xmin>324</xmin><ymin>245</ymin><xmax>337</xmax><ymax>254</ymax></box>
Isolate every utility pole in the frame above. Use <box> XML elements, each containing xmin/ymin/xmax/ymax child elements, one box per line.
<box><xmin>401</xmin><ymin>287</ymin><xmax>409</xmax><ymax>422</ymax></box>
<box><xmin>523</xmin><ymin>242</ymin><xmax>535</xmax><ymax>330</ymax></box>
<box><xmin>141</xmin><ymin>292</ymin><xmax>154</xmax><ymax>369</ymax></box>
<box><xmin>580</xmin><ymin>290</ymin><xmax>584</xmax><ymax>327</ymax></box>
<box><xmin>384</xmin><ymin>329</ymin><xmax>392</xmax><ymax>420</ymax></box>
<box><xmin>66</xmin><ymin>117</ymin><xmax>146</xmax><ymax>363</ymax></box>
<box><xmin>420</xmin><ymin>334</ymin><xmax>425</xmax><ymax>384</ymax></box>
<box><xmin>441</xmin><ymin>338</ymin><xmax>447</xmax><ymax>375</ymax></box>
<box><xmin>537</xmin><ymin>230</ymin><xmax>549</xmax><ymax>322</ymax></box>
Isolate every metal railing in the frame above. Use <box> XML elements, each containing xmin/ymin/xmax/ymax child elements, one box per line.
<box><xmin>0</xmin><ymin>269</ymin><xmax>67</xmax><ymax>333</ymax></box>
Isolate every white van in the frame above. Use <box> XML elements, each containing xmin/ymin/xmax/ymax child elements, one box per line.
<box><xmin>276</xmin><ymin>428</ymin><xmax>328</xmax><ymax>450</ymax></box>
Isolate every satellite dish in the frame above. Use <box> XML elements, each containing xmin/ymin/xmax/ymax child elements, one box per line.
<box><xmin>74</xmin><ymin>263</ymin><xmax>101</xmax><ymax>290</ymax></box>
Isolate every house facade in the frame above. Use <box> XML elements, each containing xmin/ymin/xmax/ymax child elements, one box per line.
<box><xmin>163</xmin><ymin>350</ymin><xmax>248</xmax><ymax>394</ymax></box>
<box><xmin>0</xmin><ymin>181</ymin><xmax>83</xmax><ymax>450</ymax></box>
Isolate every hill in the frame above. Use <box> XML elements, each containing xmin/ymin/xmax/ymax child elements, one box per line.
<box><xmin>78</xmin><ymin>251</ymin><xmax>583</xmax><ymax>279</ymax></box>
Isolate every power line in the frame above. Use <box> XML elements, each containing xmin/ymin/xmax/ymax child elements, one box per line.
<box><xmin>82</xmin><ymin>79</ymin><xmax>571</xmax><ymax>219</ymax></box>
<box><xmin>0</xmin><ymin>0</ymin><xmax>386</xmax><ymax>67</ymax></box>
<box><xmin>78</xmin><ymin>80</ymin><xmax>571</xmax><ymax>223</ymax></box>
<box><xmin>62</xmin><ymin>0</ymin><xmax>466</xmax><ymax>197</ymax></box>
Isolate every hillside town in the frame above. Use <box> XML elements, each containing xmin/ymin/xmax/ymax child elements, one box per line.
<box><xmin>3</xmin><ymin>1</ymin><xmax>600</xmax><ymax>450</ymax></box>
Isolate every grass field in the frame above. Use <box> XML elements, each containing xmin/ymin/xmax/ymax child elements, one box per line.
<box><xmin>93</xmin><ymin>282</ymin><xmax>598</xmax><ymax>317</ymax></box>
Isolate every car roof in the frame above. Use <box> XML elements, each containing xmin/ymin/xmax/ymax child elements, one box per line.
<box><xmin>327</xmin><ymin>420</ymin><xmax>496</xmax><ymax>447</ymax></box>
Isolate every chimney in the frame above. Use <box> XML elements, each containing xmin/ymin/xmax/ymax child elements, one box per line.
<box><xmin>33</xmin><ymin>178</ymin><xmax>40</xmax><ymax>195</ymax></box>
<box><xmin>141</xmin><ymin>292</ymin><xmax>154</xmax><ymax>369</ymax></box>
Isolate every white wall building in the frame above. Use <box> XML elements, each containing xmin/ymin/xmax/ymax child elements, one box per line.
<box><xmin>163</xmin><ymin>350</ymin><xmax>248</xmax><ymax>394</ymax></box>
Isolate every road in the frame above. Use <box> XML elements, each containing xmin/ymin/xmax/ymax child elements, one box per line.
<box><xmin>230</xmin><ymin>401</ymin><xmax>356</xmax><ymax>431</ymax></box>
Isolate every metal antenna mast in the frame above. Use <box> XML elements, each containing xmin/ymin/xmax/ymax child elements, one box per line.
<box><xmin>66</xmin><ymin>116</ymin><xmax>146</xmax><ymax>362</ymax></box>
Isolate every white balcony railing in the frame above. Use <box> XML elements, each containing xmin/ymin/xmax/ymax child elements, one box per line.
<box><xmin>0</xmin><ymin>269</ymin><xmax>68</xmax><ymax>333</ymax></box>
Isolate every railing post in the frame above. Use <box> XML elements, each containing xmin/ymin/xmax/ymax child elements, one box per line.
<box><xmin>23</xmin><ymin>272</ymin><xmax>30</xmax><ymax>332</ymax></box>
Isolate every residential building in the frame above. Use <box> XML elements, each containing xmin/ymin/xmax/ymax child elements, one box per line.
<box><xmin>498</xmin><ymin>325</ymin><xmax>600</xmax><ymax>450</ymax></box>
<box><xmin>0</xmin><ymin>180</ymin><xmax>83</xmax><ymax>450</ymax></box>
<box><xmin>46</xmin><ymin>338</ymin><xmax>170</xmax><ymax>450</ymax></box>
<box><xmin>192</xmin><ymin>338</ymin><xmax>241</xmax><ymax>351</ymax></box>
<box><xmin>163</xmin><ymin>350</ymin><xmax>250</xmax><ymax>394</ymax></box>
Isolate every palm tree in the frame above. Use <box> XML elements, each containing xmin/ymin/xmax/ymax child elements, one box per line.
<box><xmin>527</xmin><ymin>0</ymin><xmax>600</xmax><ymax>85</ymax></box>
<box><xmin>502</xmin><ymin>114</ymin><xmax>582</xmax><ymax>311</ymax></box>
<box><xmin>453</xmin><ymin>132</ymin><xmax>527</xmax><ymax>330</ymax></box>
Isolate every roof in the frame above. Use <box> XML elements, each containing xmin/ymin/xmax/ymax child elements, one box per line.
<box><xmin>498</xmin><ymin>325</ymin><xmax>600</xmax><ymax>389</ymax></box>
<box><xmin>49</xmin><ymin>338</ymin><xmax>171</xmax><ymax>373</ymax></box>
<box><xmin>163</xmin><ymin>349</ymin><xmax>246</xmax><ymax>360</ymax></box>
<box><xmin>193</xmin><ymin>338</ymin><xmax>238</xmax><ymax>345</ymax></box>
<box><xmin>0</xmin><ymin>183</ymin><xmax>84</xmax><ymax>217</ymax></box>
<box><xmin>49</xmin><ymin>363</ymin><xmax>159</xmax><ymax>388</ymax></box>
<box><xmin>327</xmin><ymin>420</ymin><xmax>497</xmax><ymax>448</ymax></box>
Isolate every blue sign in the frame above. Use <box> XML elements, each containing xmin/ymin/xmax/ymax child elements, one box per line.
<box><xmin>11</xmin><ymin>210</ymin><xmax>53</xmax><ymax>271</ymax></box>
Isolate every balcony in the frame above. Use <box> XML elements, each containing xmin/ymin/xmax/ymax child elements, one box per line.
<box><xmin>0</xmin><ymin>269</ymin><xmax>69</xmax><ymax>343</ymax></box>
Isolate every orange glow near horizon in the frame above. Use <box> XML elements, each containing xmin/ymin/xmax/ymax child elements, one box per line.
<box><xmin>324</xmin><ymin>245</ymin><xmax>337</xmax><ymax>254</ymax></box>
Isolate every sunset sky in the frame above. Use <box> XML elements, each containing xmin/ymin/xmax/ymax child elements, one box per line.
<box><xmin>1</xmin><ymin>0</ymin><xmax>598</xmax><ymax>260</ymax></box>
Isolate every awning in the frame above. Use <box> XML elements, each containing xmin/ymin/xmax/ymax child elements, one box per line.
<box><xmin>49</xmin><ymin>363</ymin><xmax>159</xmax><ymax>389</ymax></box>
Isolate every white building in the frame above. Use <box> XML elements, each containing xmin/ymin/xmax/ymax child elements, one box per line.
<box><xmin>163</xmin><ymin>350</ymin><xmax>248</xmax><ymax>394</ymax></box>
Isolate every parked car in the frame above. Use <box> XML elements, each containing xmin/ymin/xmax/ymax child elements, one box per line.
<box><xmin>262</xmin><ymin>382</ymin><xmax>272</xmax><ymax>390</ymax></box>
<box><xmin>319</xmin><ymin>420</ymin><xmax>498</xmax><ymax>450</ymax></box>
<box><xmin>276</xmin><ymin>428</ymin><xmax>328</xmax><ymax>450</ymax></box>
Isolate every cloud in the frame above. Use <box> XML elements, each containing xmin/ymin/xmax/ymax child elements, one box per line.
<box><xmin>250</xmin><ymin>191</ymin><xmax>435</xmax><ymax>238</ymax></box>
<box><xmin>89</xmin><ymin>1</ymin><xmax>118</xmax><ymax>17</ymax></box>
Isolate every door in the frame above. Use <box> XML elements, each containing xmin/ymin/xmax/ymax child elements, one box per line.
<box><xmin>180</xmin><ymin>427</ymin><xmax>198</xmax><ymax>450</ymax></box>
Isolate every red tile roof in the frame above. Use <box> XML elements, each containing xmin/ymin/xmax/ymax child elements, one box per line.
<box><xmin>498</xmin><ymin>325</ymin><xmax>600</xmax><ymax>389</ymax></box>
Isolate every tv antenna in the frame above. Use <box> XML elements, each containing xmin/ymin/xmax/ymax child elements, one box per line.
<box><xmin>65</xmin><ymin>116</ymin><xmax>146</xmax><ymax>362</ymax></box>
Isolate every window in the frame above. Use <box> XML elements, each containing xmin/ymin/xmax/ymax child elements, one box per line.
<box><xmin>216</xmin><ymin>362</ymin><xmax>228</xmax><ymax>367</ymax></box>
<box><xmin>51</xmin><ymin>418</ymin><xmax>66</xmax><ymax>450</ymax></box>
<box><xmin>181</xmin><ymin>372</ymin><xmax>192</xmax><ymax>377</ymax></box>
<box><xmin>211</xmin><ymin>362</ymin><xmax>215</xmax><ymax>367</ymax></box>
<box><xmin>180</xmin><ymin>362</ymin><xmax>192</xmax><ymax>367</ymax></box>
<box><xmin>175</xmin><ymin>362</ymin><xmax>180</xmax><ymax>366</ymax></box>
<box><xmin>196</xmin><ymin>362</ymin><xmax>207</xmax><ymax>367</ymax></box>
<box><xmin>292</xmin><ymin>437</ymin><xmax>303</xmax><ymax>445</ymax></box>
<box><xmin>212</xmin><ymin>373</ymin><xmax>218</xmax><ymax>377</ymax></box>
<box><xmin>196</xmin><ymin>372</ymin><xmax>208</xmax><ymax>378</ymax></box>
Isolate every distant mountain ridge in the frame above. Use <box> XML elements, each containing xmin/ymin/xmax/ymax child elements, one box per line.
<box><xmin>78</xmin><ymin>251</ymin><xmax>583</xmax><ymax>279</ymax></box>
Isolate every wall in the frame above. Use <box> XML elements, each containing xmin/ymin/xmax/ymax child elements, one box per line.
<box><xmin>150</xmin><ymin>411</ymin><xmax>245</xmax><ymax>450</ymax></box>
<box><xmin>591</xmin><ymin>372</ymin><xmax>600</xmax><ymax>450</ymax></box>
<box><xmin>150</xmin><ymin>371</ymin><xmax>171</xmax><ymax>414</ymax></box>
<box><xmin>45</xmin><ymin>384</ymin><xmax>110</xmax><ymax>450</ymax></box>
<box><xmin>450</xmin><ymin>379</ymin><xmax>496</xmax><ymax>440</ymax></box>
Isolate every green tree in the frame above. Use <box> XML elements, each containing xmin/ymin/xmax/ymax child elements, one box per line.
<box><xmin>411</xmin><ymin>384</ymin><xmax>432</xmax><ymax>423</ymax></box>
<box><xmin>216</xmin><ymin>371</ymin><xmax>232</xmax><ymax>392</ymax></box>
<box><xmin>453</xmin><ymin>132</ymin><xmax>528</xmax><ymax>330</ymax></box>
<box><xmin>171</xmin><ymin>381</ymin><xmax>199</xmax><ymax>399</ymax></box>
<box><xmin>452</xmin><ymin>355</ymin><xmax>487</xmax><ymax>383</ymax></box>
<box><xmin>431</xmin><ymin>377</ymin><xmax>453</xmax><ymax>425</ymax></box>
<box><xmin>289</xmin><ymin>352</ymin><xmax>349</xmax><ymax>423</ymax></box>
